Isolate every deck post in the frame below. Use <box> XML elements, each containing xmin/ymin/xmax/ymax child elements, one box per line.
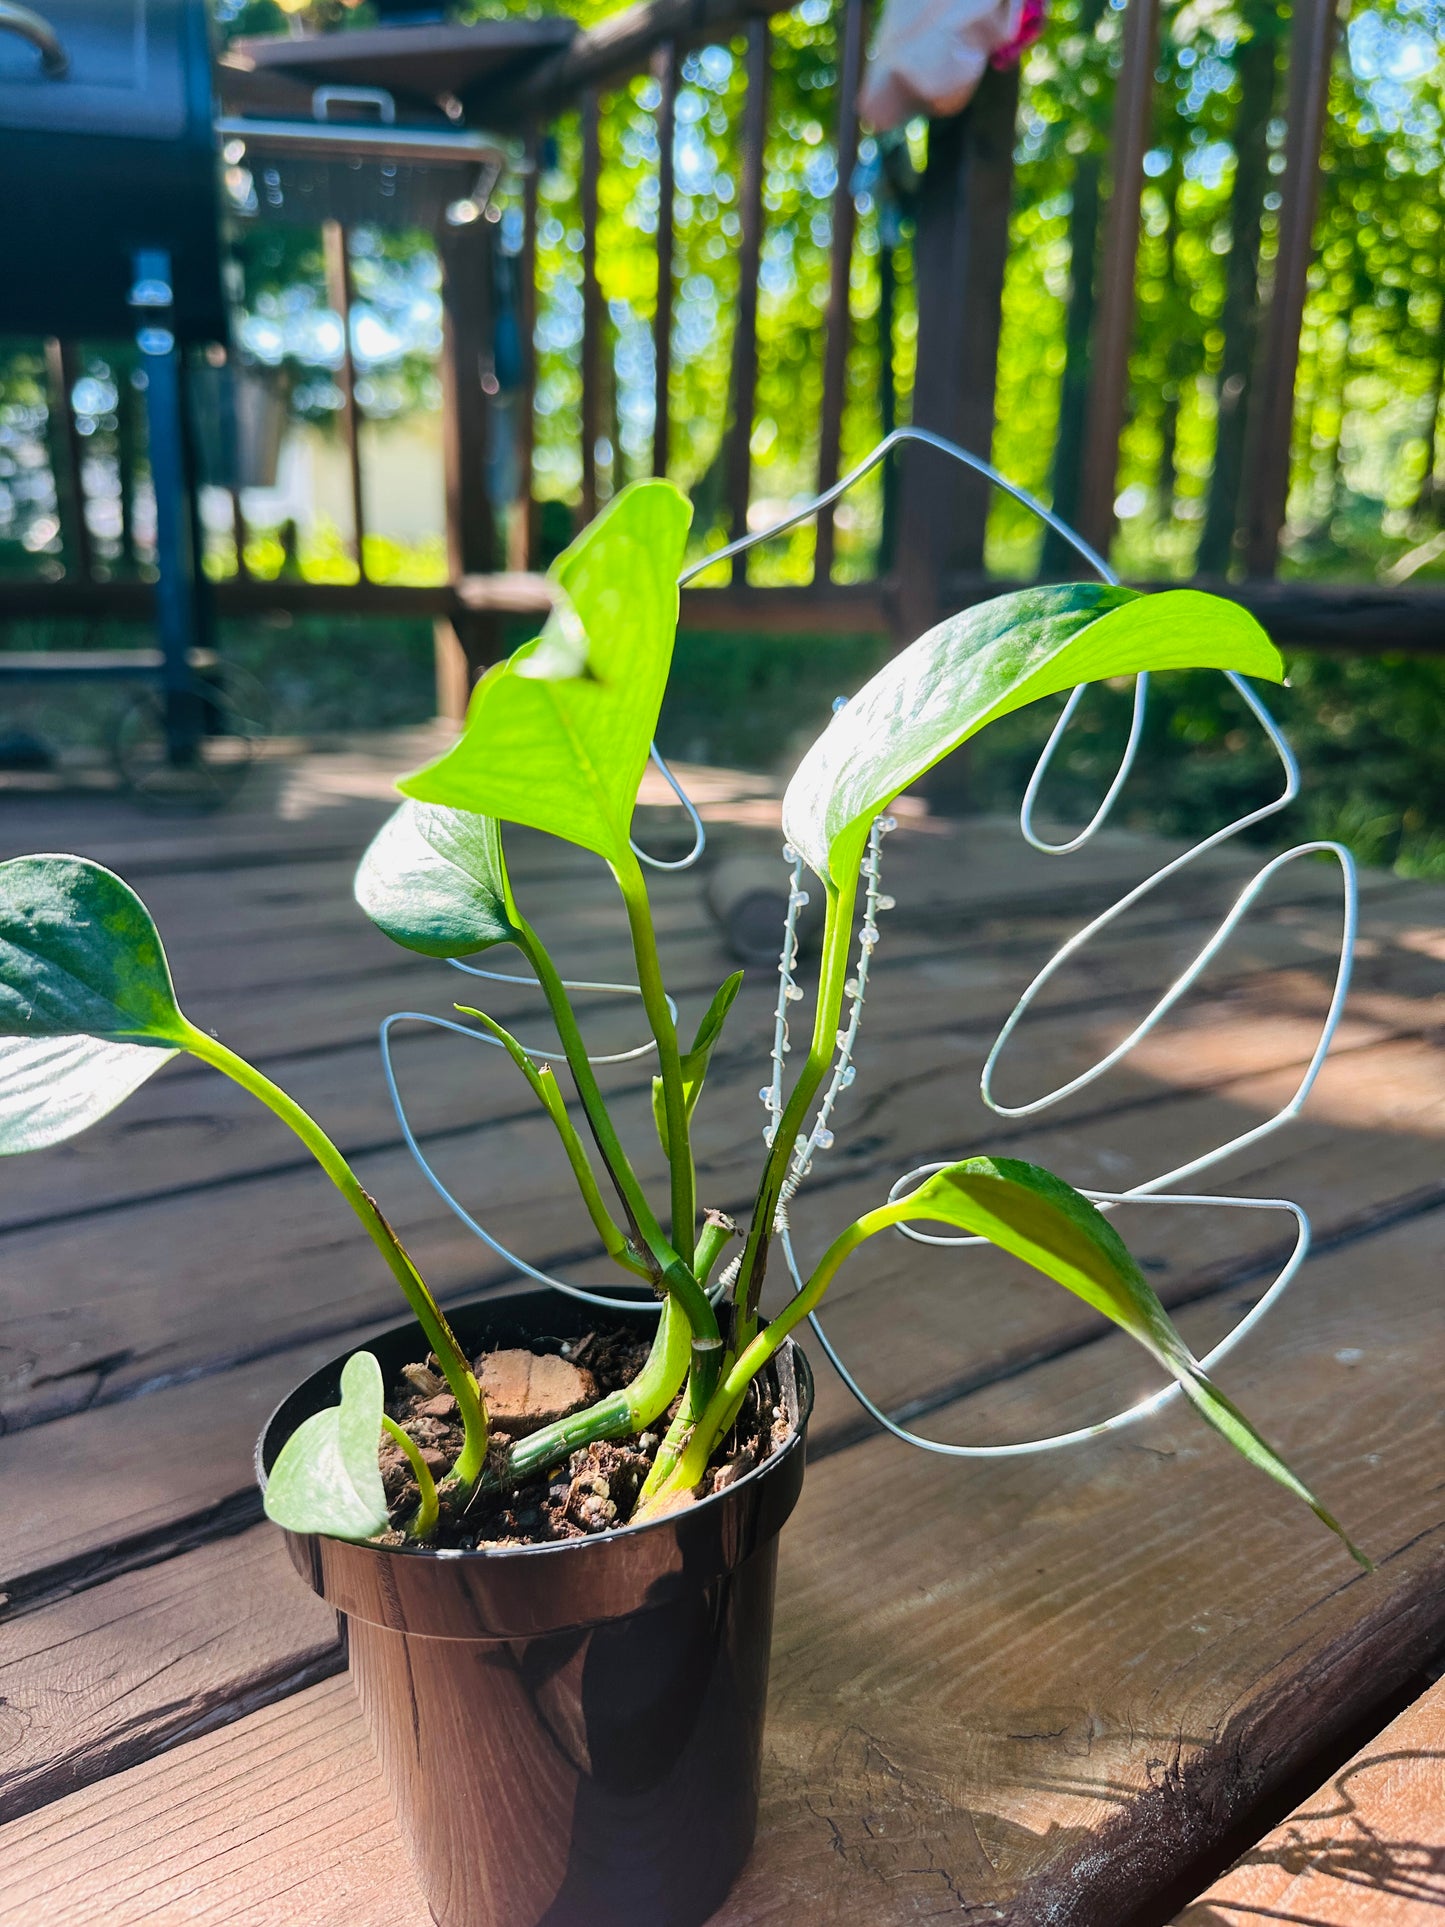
<box><xmin>726</xmin><ymin>20</ymin><xmax>770</xmax><ymax>576</ymax></box>
<box><xmin>895</xmin><ymin>66</ymin><xmax>1019</xmax><ymax>647</ymax></box>
<box><xmin>322</xmin><ymin>222</ymin><xmax>368</xmax><ymax>584</ymax></box>
<box><xmin>130</xmin><ymin>249</ymin><xmax>211</xmax><ymax>765</ymax></box>
<box><xmin>1239</xmin><ymin>0</ymin><xmax>1340</xmax><ymax>578</ymax></box>
<box><xmin>436</xmin><ymin>212</ymin><xmax>499</xmax><ymax>722</ymax></box>
<box><xmin>1073</xmin><ymin>0</ymin><xmax>1161</xmax><ymax>561</ymax></box>
<box><xmin>813</xmin><ymin>0</ymin><xmax>867</xmax><ymax>584</ymax></box>
<box><xmin>652</xmin><ymin>43</ymin><xmax>678</xmax><ymax>480</ymax></box>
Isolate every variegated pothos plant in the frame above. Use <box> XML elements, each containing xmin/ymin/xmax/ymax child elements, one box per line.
<box><xmin>0</xmin><ymin>482</ymin><xmax>1365</xmax><ymax>1563</ymax></box>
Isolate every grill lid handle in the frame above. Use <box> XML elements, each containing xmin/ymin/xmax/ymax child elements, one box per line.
<box><xmin>312</xmin><ymin>85</ymin><xmax>397</xmax><ymax>125</ymax></box>
<box><xmin>0</xmin><ymin>3</ymin><xmax>67</xmax><ymax>77</ymax></box>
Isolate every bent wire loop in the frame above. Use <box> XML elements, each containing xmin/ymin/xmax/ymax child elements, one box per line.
<box><xmin>762</xmin><ymin>428</ymin><xmax>1358</xmax><ymax>1457</ymax></box>
<box><xmin>381</xmin><ymin>426</ymin><xmax>1357</xmax><ymax>1434</ymax></box>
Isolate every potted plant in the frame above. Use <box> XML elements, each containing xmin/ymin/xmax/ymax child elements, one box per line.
<box><xmin>0</xmin><ymin>480</ymin><xmax>1364</xmax><ymax>1927</ymax></box>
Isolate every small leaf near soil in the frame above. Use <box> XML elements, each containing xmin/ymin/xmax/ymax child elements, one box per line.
<box><xmin>263</xmin><ymin>1351</ymin><xmax>392</xmax><ymax>1541</ymax></box>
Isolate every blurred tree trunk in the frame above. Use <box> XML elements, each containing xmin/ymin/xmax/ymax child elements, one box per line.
<box><xmin>117</xmin><ymin>356</ymin><xmax>139</xmax><ymax>574</ymax></box>
<box><xmin>1197</xmin><ymin>11</ymin><xmax>1281</xmax><ymax>576</ymax></box>
<box><xmin>1155</xmin><ymin>156</ymin><xmax>1187</xmax><ymax>516</ymax></box>
<box><xmin>1414</xmin><ymin>362</ymin><xmax>1445</xmax><ymax>523</ymax></box>
<box><xmin>1412</xmin><ymin>228</ymin><xmax>1445</xmax><ymax>523</ymax></box>
<box><xmin>1040</xmin><ymin>0</ymin><xmax>1109</xmax><ymax>575</ymax></box>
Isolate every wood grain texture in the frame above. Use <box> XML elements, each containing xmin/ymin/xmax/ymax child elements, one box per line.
<box><xmin>0</xmin><ymin>1679</ymin><xmax>420</xmax><ymax>1927</ymax></box>
<box><xmin>1175</xmin><ymin>1673</ymin><xmax>1445</xmax><ymax>1925</ymax></box>
<box><xmin>0</xmin><ymin>1526</ymin><xmax>340</xmax><ymax>1822</ymax></box>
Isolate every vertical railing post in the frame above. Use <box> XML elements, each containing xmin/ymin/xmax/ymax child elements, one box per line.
<box><xmin>580</xmin><ymin>91</ymin><xmax>603</xmax><ymax>524</ymax></box>
<box><xmin>877</xmin><ymin>239</ymin><xmax>899</xmax><ymax>572</ymax></box>
<box><xmin>813</xmin><ymin>0</ymin><xmax>866</xmax><ymax>584</ymax></box>
<box><xmin>727</xmin><ymin>19</ymin><xmax>770</xmax><ymax>576</ymax></box>
<box><xmin>653</xmin><ymin>41</ymin><xmax>678</xmax><ymax>479</ymax></box>
<box><xmin>229</xmin><ymin>486</ymin><xmax>249</xmax><ymax>580</ymax></box>
<box><xmin>517</xmin><ymin>127</ymin><xmax>542</xmax><ymax>570</ymax></box>
<box><xmin>1239</xmin><ymin>0</ymin><xmax>1339</xmax><ymax>578</ymax></box>
<box><xmin>894</xmin><ymin>65</ymin><xmax>1019</xmax><ymax>640</ymax></box>
<box><xmin>1073</xmin><ymin>0</ymin><xmax>1161</xmax><ymax>561</ymax></box>
<box><xmin>322</xmin><ymin>220</ymin><xmax>368</xmax><ymax>583</ymax></box>
<box><xmin>437</xmin><ymin>213</ymin><xmax>498</xmax><ymax>720</ymax></box>
<box><xmin>131</xmin><ymin>248</ymin><xmax>209</xmax><ymax>765</ymax></box>
<box><xmin>44</xmin><ymin>338</ymin><xmax>93</xmax><ymax>583</ymax></box>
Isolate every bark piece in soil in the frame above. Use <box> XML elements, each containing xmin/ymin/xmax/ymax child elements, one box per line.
<box><xmin>379</xmin><ymin>1327</ymin><xmax>789</xmax><ymax>1550</ymax></box>
<box><xmin>474</xmin><ymin>1349</ymin><xmax>597</xmax><ymax>1437</ymax></box>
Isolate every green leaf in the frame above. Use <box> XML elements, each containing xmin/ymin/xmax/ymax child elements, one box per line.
<box><xmin>782</xmin><ymin>586</ymin><xmax>1285</xmax><ymax>888</ymax></box>
<box><xmin>0</xmin><ymin>855</ymin><xmax>188</xmax><ymax>1042</ymax></box>
<box><xmin>398</xmin><ymin>480</ymin><xmax>693</xmax><ymax>862</ymax></box>
<box><xmin>652</xmin><ymin>969</ymin><xmax>743</xmax><ymax>1149</ymax></box>
<box><xmin>263</xmin><ymin>1350</ymin><xmax>392</xmax><ymax>1541</ymax></box>
<box><xmin>0</xmin><ymin>1036</ymin><xmax>182</xmax><ymax>1153</ymax></box>
<box><xmin>355</xmin><ymin>801</ymin><xmax>522</xmax><ymax>958</ymax></box>
<box><xmin>0</xmin><ymin>855</ymin><xmax>188</xmax><ymax>1151</ymax></box>
<box><xmin>885</xmin><ymin>1158</ymin><xmax>1367</xmax><ymax>1567</ymax></box>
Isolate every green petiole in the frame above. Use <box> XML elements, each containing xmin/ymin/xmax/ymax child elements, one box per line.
<box><xmin>180</xmin><ymin>1020</ymin><xmax>490</xmax><ymax>1494</ymax></box>
<box><xmin>506</xmin><ymin>1293</ymin><xmax>692</xmax><ymax>1480</ymax></box>
<box><xmin>382</xmin><ymin>1414</ymin><xmax>440</xmax><ymax>1540</ymax></box>
<box><xmin>456</xmin><ymin>1004</ymin><xmax>651</xmax><ymax>1279</ymax></box>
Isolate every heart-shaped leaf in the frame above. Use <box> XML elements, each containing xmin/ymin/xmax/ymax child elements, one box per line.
<box><xmin>263</xmin><ymin>1350</ymin><xmax>391</xmax><ymax>1541</ymax></box>
<box><xmin>0</xmin><ymin>855</ymin><xmax>189</xmax><ymax>1150</ymax></box>
<box><xmin>398</xmin><ymin>480</ymin><xmax>693</xmax><ymax>862</ymax></box>
<box><xmin>652</xmin><ymin>969</ymin><xmax>743</xmax><ymax>1150</ymax></box>
<box><xmin>783</xmin><ymin>586</ymin><xmax>1285</xmax><ymax>888</ymax></box>
<box><xmin>355</xmin><ymin>801</ymin><xmax>522</xmax><ymax>958</ymax></box>
<box><xmin>882</xmin><ymin>1158</ymin><xmax>1365</xmax><ymax>1566</ymax></box>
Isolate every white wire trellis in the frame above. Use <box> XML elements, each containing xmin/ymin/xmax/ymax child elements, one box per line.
<box><xmin>381</xmin><ymin>427</ymin><xmax>1356</xmax><ymax>1455</ymax></box>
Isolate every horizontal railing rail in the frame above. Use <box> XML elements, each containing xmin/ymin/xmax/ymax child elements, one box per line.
<box><xmin>5</xmin><ymin>0</ymin><xmax>1442</xmax><ymax>674</ymax></box>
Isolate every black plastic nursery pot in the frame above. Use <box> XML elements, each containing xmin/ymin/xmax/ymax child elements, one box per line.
<box><xmin>258</xmin><ymin>1289</ymin><xmax>814</xmax><ymax>1927</ymax></box>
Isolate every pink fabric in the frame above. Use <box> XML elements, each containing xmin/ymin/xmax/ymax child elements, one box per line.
<box><xmin>991</xmin><ymin>0</ymin><xmax>1044</xmax><ymax>68</ymax></box>
<box><xmin>859</xmin><ymin>0</ymin><xmax>1043</xmax><ymax>131</ymax></box>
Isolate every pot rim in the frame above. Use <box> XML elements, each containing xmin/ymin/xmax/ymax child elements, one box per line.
<box><xmin>256</xmin><ymin>1299</ymin><xmax>813</xmax><ymax>1570</ymax></box>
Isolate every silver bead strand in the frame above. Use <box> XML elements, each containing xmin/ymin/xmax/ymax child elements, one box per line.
<box><xmin>771</xmin><ymin>814</ymin><xmax>897</xmax><ymax>1231</ymax></box>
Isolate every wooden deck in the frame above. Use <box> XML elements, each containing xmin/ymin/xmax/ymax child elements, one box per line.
<box><xmin>1</xmin><ymin>733</ymin><xmax>1444</xmax><ymax>1924</ymax></box>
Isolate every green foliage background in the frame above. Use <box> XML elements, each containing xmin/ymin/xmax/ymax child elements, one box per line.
<box><xmin>3</xmin><ymin>0</ymin><xmax>1445</xmax><ymax>875</ymax></box>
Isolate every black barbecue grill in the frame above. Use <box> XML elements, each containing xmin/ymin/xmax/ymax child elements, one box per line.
<box><xmin>0</xmin><ymin>2</ymin><xmax>524</xmax><ymax>801</ymax></box>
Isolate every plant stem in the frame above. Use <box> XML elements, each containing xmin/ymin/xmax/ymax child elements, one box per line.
<box><xmin>457</xmin><ymin>1004</ymin><xmax>650</xmax><ymax>1278</ymax></box>
<box><xmin>612</xmin><ymin>849</ymin><xmax>695</xmax><ymax>1262</ymax></box>
<box><xmin>180</xmin><ymin>1021</ymin><xmax>489</xmax><ymax>1491</ymax></box>
<box><xmin>694</xmin><ymin>1212</ymin><xmax>736</xmax><ymax>1286</ymax></box>
<box><xmin>515</xmin><ymin>915</ymin><xmax>719</xmax><ymax>1354</ymax></box>
<box><xmin>382</xmin><ymin>1414</ymin><xmax>439</xmax><ymax>1539</ymax></box>
<box><xmin>733</xmin><ymin>874</ymin><xmax>859</xmax><ymax>1342</ymax></box>
<box><xmin>635</xmin><ymin>1381</ymin><xmax>697</xmax><ymax>1506</ymax></box>
<box><xmin>506</xmin><ymin>1293</ymin><xmax>692</xmax><ymax>1479</ymax></box>
<box><xmin>644</xmin><ymin>1214</ymin><xmax>874</xmax><ymax>1509</ymax></box>
<box><xmin>515</xmin><ymin>918</ymin><xmax>660</xmax><ymax>1256</ymax></box>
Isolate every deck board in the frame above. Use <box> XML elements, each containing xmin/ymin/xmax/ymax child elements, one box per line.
<box><xmin>1175</xmin><ymin>1673</ymin><xmax>1445</xmax><ymax>1924</ymax></box>
<box><xmin>1</xmin><ymin>1210</ymin><xmax>1441</xmax><ymax>1917</ymax></box>
<box><xmin>0</xmin><ymin>738</ymin><xmax>1443</xmax><ymax>1922</ymax></box>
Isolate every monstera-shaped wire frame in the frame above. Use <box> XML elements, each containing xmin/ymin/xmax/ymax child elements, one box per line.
<box><xmin>380</xmin><ymin>428</ymin><xmax>1357</xmax><ymax>1453</ymax></box>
